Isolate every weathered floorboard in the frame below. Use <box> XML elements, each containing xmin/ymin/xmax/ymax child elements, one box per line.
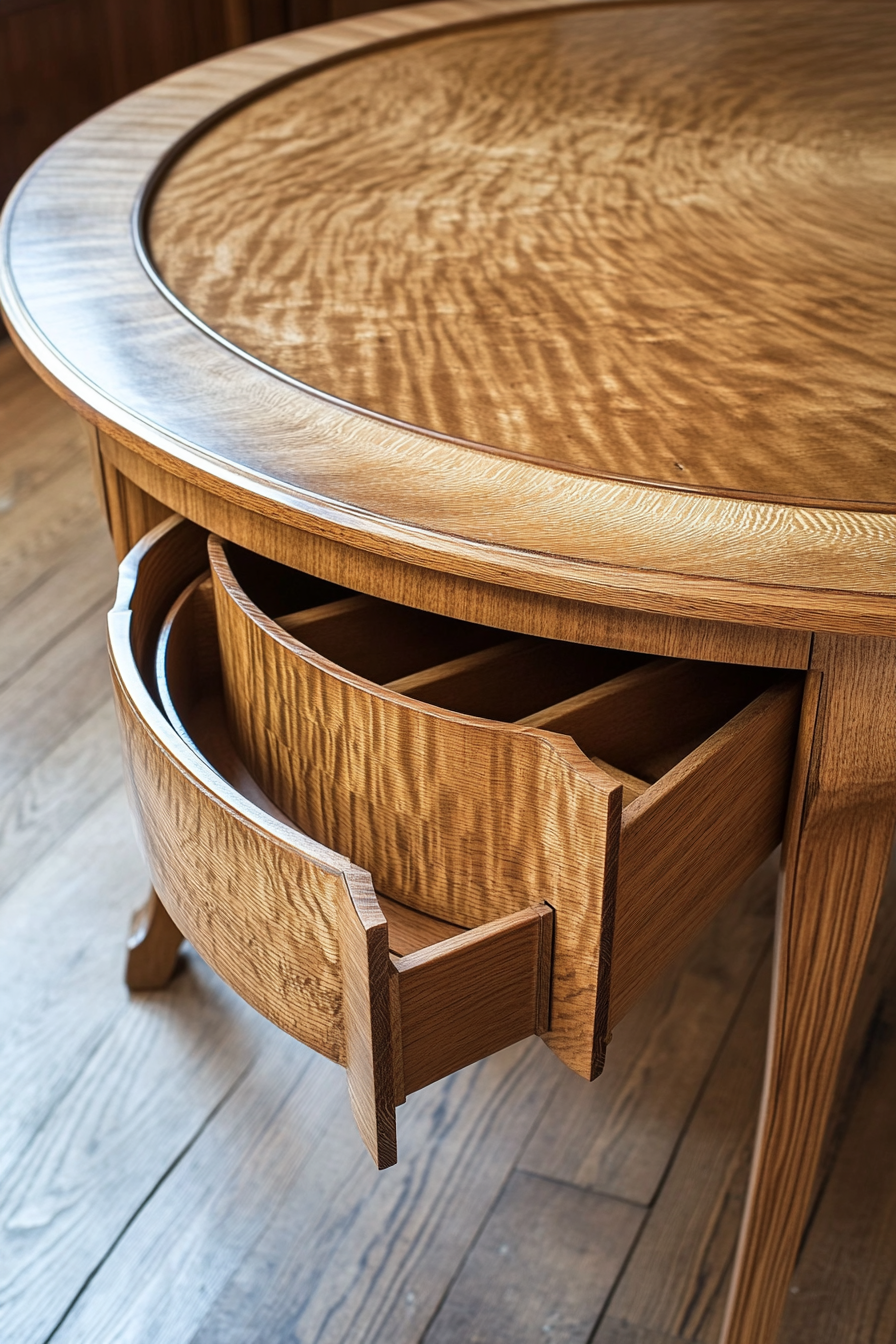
<box><xmin>0</xmin><ymin>604</ymin><xmax>113</xmax><ymax>797</ymax></box>
<box><xmin>780</xmin><ymin>992</ymin><xmax>896</xmax><ymax>1344</ymax></box>
<box><xmin>0</xmin><ymin>791</ymin><xmax>267</xmax><ymax>1344</ymax></box>
<box><xmin>0</xmin><ymin>517</ymin><xmax>114</xmax><ymax>693</ymax></box>
<box><xmin>607</xmin><ymin>957</ymin><xmax>773</xmax><ymax>1342</ymax></box>
<box><xmin>0</xmin><ymin>457</ymin><xmax>101</xmax><ymax>617</ymax></box>
<box><xmin>425</xmin><ymin>1170</ymin><xmax>644</xmax><ymax>1344</ymax></box>
<box><xmin>185</xmin><ymin>1041</ymin><xmax>558</xmax><ymax>1344</ymax></box>
<box><xmin>519</xmin><ymin>857</ymin><xmax>775</xmax><ymax>1204</ymax></box>
<box><xmin>0</xmin><ymin>340</ymin><xmax>86</xmax><ymax>517</ymax></box>
<box><xmin>1</xmin><ymin>341</ymin><xmax>893</xmax><ymax>1344</ymax></box>
<box><xmin>0</xmin><ymin>699</ymin><xmax>123</xmax><ymax>903</ymax></box>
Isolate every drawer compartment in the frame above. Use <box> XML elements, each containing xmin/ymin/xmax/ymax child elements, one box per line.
<box><xmin>209</xmin><ymin>538</ymin><xmax>802</xmax><ymax>1082</ymax></box>
<box><xmin>109</xmin><ymin>516</ymin><xmax>554</xmax><ymax>1168</ymax></box>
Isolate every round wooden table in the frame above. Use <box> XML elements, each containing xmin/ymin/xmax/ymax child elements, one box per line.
<box><xmin>2</xmin><ymin>2</ymin><xmax>894</xmax><ymax>1340</ymax></box>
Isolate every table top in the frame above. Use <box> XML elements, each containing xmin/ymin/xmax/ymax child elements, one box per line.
<box><xmin>149</xmin><ymin>0</ymin><xmax>896</xmax><ymax>510</ymax></box>
<box><xmin>1</xmin><ymin>0</ymin><xmax>894</xmax><ymax>635</ymax></box>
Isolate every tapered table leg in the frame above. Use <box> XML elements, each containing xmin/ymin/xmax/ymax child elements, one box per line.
<box><xmin>720</xmin><ymin>633</ymin><xmax>896</xmax><ymax>1344</ymax></box>
<box><xmin>125</xmin><ymin>887</ymin><xmax>184</xmax><ymax>990</ymax></box>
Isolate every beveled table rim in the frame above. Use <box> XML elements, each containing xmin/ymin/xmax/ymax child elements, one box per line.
<box><xmin>1</xmin><ymin>0</ymin><xmax>894</xmax><ymax>635</ymax></box>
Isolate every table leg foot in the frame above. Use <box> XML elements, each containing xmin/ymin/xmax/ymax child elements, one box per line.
<box><xmin>720</xmin><ymin>633</ymin><xmax>896</xmax><ymax>1344</ymax></box>
<box><xmin>125</xmin><ymin>887</ymin><xmax>184</xmax><ymax>990</ymax></box>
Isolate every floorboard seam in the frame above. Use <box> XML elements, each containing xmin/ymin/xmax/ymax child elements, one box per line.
<box><xmin>416</xmin><ymin>1043</ymin><xmax>562</xmax><ymax>1344</ymax></box>
<box><xmin>584</xmin><ymin>930</ymin><xmax>775</xmax><ymax>1344</ymax></box>
<box><xmin>0</xmin><ymin>490</ymin><xmax>104</xmax><ymax>620</ymax></box>
<box><xmin>0</xmin><ymin>587</ymin><xmax>116</xmax><ymax>697</ymax></box>
<box><xmin>0</xmin><ymin>689</ymin><xmax>117</xmax><ymax>825</ymax></box>
<box><xmin>512</xmin><ymin>1168</ymin><xmax>651</xmax><ymax>1210</ymax></box>
<box><xmin>39</xmin><ymin>1059</ymin><xmax>257</xmax><ymax>1344</ymax></box>
<box><xmin>0</xmin><ymin>773</ymin><xmax>122</xmax><ymax>911</ymax></box>
<box><xmin>4</xmin><ymin>1009</ymin><xmax>127</xmax><ymax>1164</ymax></box>
<box><xmin>0</xmin><ymin>462</ymin><xmax>94</xmax><ymax>575</ymax></box>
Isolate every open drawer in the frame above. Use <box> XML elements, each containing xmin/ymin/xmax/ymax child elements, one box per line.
<box><xmin>109</xmin><ymin>516</ymin><xmax>554</xmax><ymax>1168</ymax></box>
<box><xmin>208</xmin><ymin>536</ymin><xmax>803</xmax><ymax>1085</ymax></box>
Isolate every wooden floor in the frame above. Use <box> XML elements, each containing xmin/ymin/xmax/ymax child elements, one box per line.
<box><xmin>1</xmin><ymin>339</ymin><xmax>894</xmax><ymax>1344</ymax></box>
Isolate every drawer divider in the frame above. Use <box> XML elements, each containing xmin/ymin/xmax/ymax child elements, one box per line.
<box><xmin>337</xmin><ymin>897</ymin><xmax>555</xmax><ymax>1167</ymax></box>
<box><xmin>520</xmin><ymin>658</ymin><xmax>775</xmax><ymax>781</ymax></box>
<box><xmin>391</xmin><ymin>903</ymin><xmax>554</xmax><ymax>1097</ymax></box>
<box><xmin>336</xmin><ymin>866</ymin><xmax>398</xmax><ymax>1171</ymax></box>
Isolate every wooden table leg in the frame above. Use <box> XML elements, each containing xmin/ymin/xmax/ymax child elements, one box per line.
<box><xmin>85</xmin><ymin>423</ymin><xmax>171</xmax><ymax>562</ymax></box>
<box><xmin>125</xmin><ymin>888</ymin><xmax>184</xmax><ymax>990</ymax></box>
<box><xmin>720</xmin><ymin>633</ymin><xmax>896</xmax><ymax>1344</ymax></box>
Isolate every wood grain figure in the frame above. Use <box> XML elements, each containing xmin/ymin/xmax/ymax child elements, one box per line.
<box><xmin>2</xmin><ymin>1</ymin><xmax>894</xmax><ymax>1337</ymax></box>
<box><xmin>721</xmin><ymin>633</ymin><xmax>896</xmax><ymax>1344</ymax></box>
<box><xmin>209</xmin><ymin>534</ymin><xmax>801</xmax><ymax>1079</ymax></box>
<box><xmin>111</xmin><ymin>516</ymin><xmax>567</xmax><ymax>1164</ymax></box>
<box><xmin>148</xmin><ymin>3</ymin><xmax>896</xmax><ymax>511</ymax></box>
<box><xmin>209</xmin><ymin>533</ymin><xmax>623</xmax><ymax>1079</ymax></box>
<box><xmin>124</xmin><ymin>888</ymin><xmax>184</xmax><ymax>991</ymax></box>
<box><xmin>1</xmin><ymin>2</ymin><xmax>893</xmax><ymax>637</ymax></box>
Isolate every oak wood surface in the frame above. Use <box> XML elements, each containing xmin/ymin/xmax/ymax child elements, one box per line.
<box><xmin>210</xmin><ymin>535</ymin><xmax>803</xmax><ymax>1063</ymax></box>
<box><xmin>388</xmin><ymin>637</ymin><xmax>644</xmax><ymax>721</ymax></box>
<box><xmin>335</xmin><ymin>856</ymin><xmax>398</xmax><ymax>1168</ymax></box>
<box><xmin>720</xmin><ymin>631</ymin><xmax>896</xmax><ymax>1344</ymax></box>
<box><xmin>210</xmin><ymin>533</ymin><xmax>624</xmax><ymax>1080</ymax></box>
<box><xmin>278</xmin><ymin>592</ymin><xmax>505</xmax><ymax>683</ymax></box>
<box><xmin>394</xmin><ymin>903</ymin><xmax>552</xmax><ymax>1094</ymax></box>
<box><xmin>118</xmin><ymin>528</ymin><xmax>404</xmax><ymax>1165</ymax></box>
<box><xmin>520</xmin><ymin>658</ymin><xmax>778</xmax><ymax>781</ymax></box>
<box><xmin>5</xmin><ymin>339</ymin><xmax>894</xmax><ymax>1344</ymax></box>
<box><xmin>1</xmin><ymin>5</ymin><xmax>893</xmax><ymax>1338</ymax></box>
<box><xmin>610</xmin><ymin>680</ymin><xmax>800</xmax><ymax>1027</ymax></box>
<box><xmin>148</xmin><ymin>1</ymin><xmax>896</xmax><ymax>514</ymax></box>
<box><xmin>116</xmin><ymin>517</ymin><xmax>566</xmax><ymax>1163</ymax></box>
<box><xmin>91</xmin><ymin>432</ymin><xmax>818</xmax><ymax>666</ymax></box>
<box><xmin>125</xmin><ymin>887</ymin><xmax>184</xmax><ymax>990</ymax></box>
<box><xmin>1</xmin><ymin>5</ymin><xmax>894</xmax><ymax>635</ymax></box>
<box><xmin>111</xmin><ymin>522</ymin><xmax>355</xmax><ymax>1065</ymax></box>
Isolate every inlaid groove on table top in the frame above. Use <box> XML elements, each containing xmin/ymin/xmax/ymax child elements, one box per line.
<box><xmin>3</xmin><ymin>0</ymin><xmax>893</xmax><ymax>635</ymax></box>
<box><xmin>147</xmin><ymin>0</ymin><xmax>896</xmax><ymax>510</ymax></box>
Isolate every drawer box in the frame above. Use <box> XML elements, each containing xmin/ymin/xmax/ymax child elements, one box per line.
<box><xmin>109</xmin><ymin>516</ymin><xmax>555</xmax><ymax>1167</ymax></box>
<box><xmin>209</xmin><ymin>537</ymin><xmax>802</xmax><ymax>1082</ymax></box>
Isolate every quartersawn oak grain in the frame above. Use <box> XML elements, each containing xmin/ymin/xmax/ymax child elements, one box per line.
<box><xmin>721</xmin><ymin>632</ymin><xmax>896</xmax><ymax>1344</ymax></box>
<box><xmin>1</xmin><ymin>3</ymin><xmax>894</xmax><ymax>635</ymax></box>
<box><xmin>209</xmin><ymin>534</ymin><xmax>623</xmax><ymax>1080</ymax></box>
<box><xmin>112</xmin><ymin>516</ymin><xmax>563</xmax><ymax>1164</ymax></box>
<box><xmin>148</xmin><ymin>2</ymin><xmax>896</xmax><ymax>511</ymax></box>
<box><xmin>208</xmin><ymin>535</ymin><xmax>801</xmax><ymax>1079</ymax></box>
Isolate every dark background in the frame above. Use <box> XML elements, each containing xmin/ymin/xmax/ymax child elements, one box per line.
<box><xmin>0</xmin><ymin>0</ymin><xmax>408</xmax><ymax>218</ymax></box>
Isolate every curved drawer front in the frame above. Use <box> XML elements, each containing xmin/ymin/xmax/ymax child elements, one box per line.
<box><xmin>109</xmin><ymin>517</ymin><xmax>401</xmax><ymax>1164</ymax></box>
<box><xmin>109</xmin><ymin>516</ymin><xmax>556</xmax><ymax>1168</ymax></box>
<box><xmin>210</xmin><ymin>539</ymin><xmax>623</xmax><ymax>1081</ymax></box>
<box><xmin>109</xmin><ymin>519</ymin><xmax>378</xmax><ymax>1066</ymax></box>
<box><xmin>209</xmin><ymin>537</ymin><xmax>803</xmax><ymax>1080</ymax></box>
